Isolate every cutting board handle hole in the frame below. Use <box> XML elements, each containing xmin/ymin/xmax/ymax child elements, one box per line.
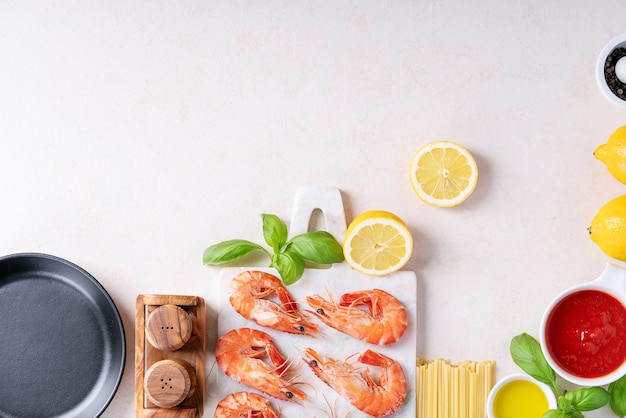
<box><xmin>303</xmin><ymin>209</ymin><xmax>333</xmax><ymax>270</ymax></box>
<box><xmin>307</xmin><ymin>208</ymin><xmax>327</xmax><ymax>233</ymax></box>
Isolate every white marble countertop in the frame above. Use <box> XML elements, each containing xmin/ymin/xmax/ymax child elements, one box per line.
<box><xmin>2</xmin><ymin>2</ymin><xmax>626</xmax><ymax>417</ymax></box>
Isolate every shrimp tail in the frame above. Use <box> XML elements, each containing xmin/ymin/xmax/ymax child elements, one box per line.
<box><xmin>265</xmin><ymin>340</ymin><xmax>289</xmax><ymax>376</ymax></box>
<box><xmin>340</xmin><ymin>291</ymin><xmax>382</xmax><ymax>317</ymax></box>
<box><xmin>358</xmin><ymin>349</ymin><xmax>387</xmax><ymax>365</ymax></box>
<box><xmin>275</xmin><ymin>285</ymin><xmax>299</xmax><ymax>314</ymax></box>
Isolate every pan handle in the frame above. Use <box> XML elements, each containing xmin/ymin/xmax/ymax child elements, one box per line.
<box><xmin>288</xmin><ymin>186</ymin><xmax>347</xmax><ymax>242</ymax></box>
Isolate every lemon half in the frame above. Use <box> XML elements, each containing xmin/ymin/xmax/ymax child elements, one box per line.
<box><xmin>343</xmin><ymin>210</ymin><xmax>413</xmax><ymax>276</ymax></box>
<box><xmin>410</xmin><ymin>141</ymin><xmax>478</xmax><ymax>208</ymax></box>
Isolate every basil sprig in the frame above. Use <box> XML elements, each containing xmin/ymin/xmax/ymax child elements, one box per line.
<box><xmin>510</xmin><ymin>333</ymin><xmax>559</xmax><ymax>397</ymax></box>
<box><xmin>202</xmin><ymin>213</ymin><xmax>344</xmax><ymax>285</ymax></box>
<box><xmin>510</xmin><ymin>333</ymin><xmax>614</xmax><ymax>418</ymax></box>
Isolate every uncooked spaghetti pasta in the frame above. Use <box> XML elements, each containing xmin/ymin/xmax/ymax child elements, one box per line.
<box><xmin>416</xmin><ymin>358</ymin><xmax>495</xmax><ymax>418</ymax></box>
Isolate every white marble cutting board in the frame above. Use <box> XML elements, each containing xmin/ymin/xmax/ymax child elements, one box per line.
<box><xmin>207</xmin><ymin>187</ymin><xmax>418</xmax><ymax>417</ymax></box>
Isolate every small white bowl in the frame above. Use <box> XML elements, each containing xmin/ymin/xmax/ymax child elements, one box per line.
<box><xmin>596</xmin><ymin>34</ymin><xmax>626</xmax><ymax>108</ymax></box>
<box><xmin>487</xmin><ymin>374</ymin><xmax>557</xmax><ymax>418</ymax></box>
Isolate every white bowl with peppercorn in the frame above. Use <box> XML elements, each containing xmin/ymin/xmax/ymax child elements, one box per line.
<box><xmin>597</xmin><ymin>34</ymin><xmax>626</xmax><ymax>108</ymax></box>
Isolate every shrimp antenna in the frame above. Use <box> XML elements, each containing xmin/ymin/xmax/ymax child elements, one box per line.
<box><xmin>272</xmin><ymin>352</ymin><xmax>297</xmax><ymax>378</ymax></box>
<box><xmin>324</xmin><ymin>282</ymin><xmax>339</xmax><ymax>307</ymax></box>
<box><xmin>204</xmin><ymin>360</ymin><xmax>219</xmax><ymax>398</ymax></box>
<box><xmin>317</xmin><ymin>396</ymin><xmax>353</xmax><ymax>418</ymax></box>
<box><xmin>283</xmin><ymin>353</ymin><xmax>301</xmax><ymax>377</ymax></box>
<box><xmin>275</xmin><ymin>401</ymin><xmax>284</xmax><ymax>418</ymax></box>
<box><xmin>296</xmin><ymin>362</ymin><xmax>322</xmax><ymax>402</ymax></box>
<box><xmin>341</xmin><ymin>352</ymin><xmax>368</xmax><ymax>376</ymax></box>
<box><xmin>288</xmin><ymin>374</ymin><xmax>317</xmax><ymax>406</ymax></box>
<box><xmin>289</xmin><ymin>344</ymin><xmax>319</xmax><ymax>371</ymax></box>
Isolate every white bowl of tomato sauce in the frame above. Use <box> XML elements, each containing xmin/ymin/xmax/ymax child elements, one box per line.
<box><xmin>540</xmin><ymin>261</ymin><xmax>626</xmax><ymax>386</ymax></box>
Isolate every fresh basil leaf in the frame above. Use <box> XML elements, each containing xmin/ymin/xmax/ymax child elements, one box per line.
<box><xmin>565</xmin><ymin>387</ymin><xmax>610</xmax><ymax>411</ymax></box>
<box><xmin>273</xmin><ymin>250</ymin><xmax>305</xmax><ymax>285</ymax></box>
<box><xmin>510</xmin><ymin>333</ymin><xmax>559</xmax><ymax>396</ymax></box>
<box><xmin>558</xmin><ymin>396</ymin><xmax>572</xmax><ymax>412</ymax></box>
<box><xmin>542</xmin><ymin>410</ymin><xmax>565</xmax><ymax>418</ymax></box>
<box><xmin>262</xmin><ymin>214</ymin><xmax>288</xmax><ymax>253</ymax></box>
<box><xmin>567</xmin><ymin>410</ymin><xmax>584</xmax><ymax>418</ymax></box>
<box><xmin>202</xmin><ymin>239</ymin><xmax>266</xmax><ymax>264</ymax></box>
<box><xmin>203</xmin><ymin>213</ymin><xmax>345</xmax><ymax>285</ymax></box>
<box><xmin>609</xmin><ymin>374</ymin><xmax>626</xmax><ymax>417</ymax></box>
<box><xmin>289</xmin><ymin>231</ymin><xmax>344</xmax><ymax>264</ymax></box>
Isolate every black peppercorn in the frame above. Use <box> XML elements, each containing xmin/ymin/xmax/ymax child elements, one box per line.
<box><xmin>604</xmin><ymin>47</ymin><xmax>626</xmax><ymax>101</ymax></box>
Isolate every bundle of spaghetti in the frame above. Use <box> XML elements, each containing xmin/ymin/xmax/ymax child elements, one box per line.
<box><xmin>416</xmin><ymin>358</ymin><xmax>495</xmax><ymax>418</ymax></box>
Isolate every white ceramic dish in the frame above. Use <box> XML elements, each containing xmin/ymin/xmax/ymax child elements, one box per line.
<box><xmin>540</xmin><ymin>261</ymin><xmax>626</xmax><ymax>386</ymax></box>
<box><xmin>487</xmin><ymin>373</ymin><xmax>557</xmax><ymax>418</ymax></box>
<box><xmin>596</xmin><ymin>34</ymin><xmax>626</xmax><ymax>108</ymax></box>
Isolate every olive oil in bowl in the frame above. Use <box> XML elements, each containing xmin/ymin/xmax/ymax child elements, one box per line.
<box><xmin>487</xmin><ymin>374</ymin><xmax>556</xmax><ymax>418</ymax></box>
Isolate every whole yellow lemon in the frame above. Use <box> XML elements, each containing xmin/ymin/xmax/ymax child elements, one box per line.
<box><xmin>589</xmin><ymin>195</ymin><xmax>626</xmax><ymax>261</ymax></box>
<box><xmin>594</xmin><ymin>126</ymin><xmax>626</xmax><ymax>185</ymax></box>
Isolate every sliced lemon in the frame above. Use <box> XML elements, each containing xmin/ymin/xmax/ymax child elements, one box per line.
<box><xmin>409</xmin><ymin>141</ymin><xmax>478</xmax><ymax>208</ymax></box>
<box><xmin>343</xmin><ymin>210</ymin><xmax>413</xmax><ymax>276</ymax></box>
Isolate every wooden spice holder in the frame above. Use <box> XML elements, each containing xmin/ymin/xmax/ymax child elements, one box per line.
<box><xmin>135</xmin><ymin>294</ymin><xmax>206</xmax><ymax>418</ymax></box>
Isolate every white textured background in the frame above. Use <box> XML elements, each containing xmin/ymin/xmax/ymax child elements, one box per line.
<box><xmin>2</xmin><ymin>1</ymin><xmax>626</xmax><ymax>417</ymax></box>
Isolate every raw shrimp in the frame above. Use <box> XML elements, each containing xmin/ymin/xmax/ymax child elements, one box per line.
<box><xmin>213</xmin><ymin>391</ymin><xmax>279</xmax><ymax>418</ymax></box>
<box><xmin>302</xmin><ymin>347</ymin><xmax>406</xmax><ymax>418</ymax></box>
<box><xmin>216</xmin><ymin>327</ymin><xmax>307</xmax><ymax>404</ymax></box>
<box><xmin>230</xmin><ymin>270</ymin><xmax>319</xmax><ymax>336</ymax></box>
<box><xmin>306</xmin><ymin>288</ymin><xmax>407</xmax><ymax>345</ymax></box>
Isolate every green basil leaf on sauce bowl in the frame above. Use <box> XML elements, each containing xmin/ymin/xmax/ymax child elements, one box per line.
<box><xmin>609</xmin><ymin>374</ymin><xmax>626</xmax><ymax>417</ymax></box>
<box><xmin>510</xmin><ymin>333</ymin><xmax>559</xmax><ymax>397</ymax></box>
<box><xmin>564</xmin><ymin>387</ymin><xmax>610</xmax><ymax>411</ymax></box>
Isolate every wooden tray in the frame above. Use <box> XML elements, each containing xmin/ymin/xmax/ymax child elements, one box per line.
<box><xmin>135</xmin><ymin>295</ymin><xmax>206</xmax><ymax>418</ymax></box>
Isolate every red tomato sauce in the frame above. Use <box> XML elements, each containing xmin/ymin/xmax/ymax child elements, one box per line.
<box><xmin>545</xmin><ymin>289</ymin><xmax>626</xmax><ymax>378</ymax></box>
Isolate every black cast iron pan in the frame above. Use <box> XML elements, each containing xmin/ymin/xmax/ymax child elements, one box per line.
<box><xmin>0</xmin><ymin>253</ymin><xmax>125</xmax><ymax>418</ymax></box>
